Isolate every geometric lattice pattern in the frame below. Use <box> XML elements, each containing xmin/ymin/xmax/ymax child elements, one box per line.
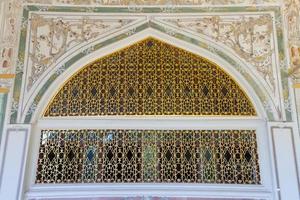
<box><xmin>36</xmin><ymin>129</ymin><xmax>260</xmax><ymax>184</ymax></box>
<box><xmin>44</xmin><ymin>38</ymin><xmax>256</xmax><ymax>117</ymax></box>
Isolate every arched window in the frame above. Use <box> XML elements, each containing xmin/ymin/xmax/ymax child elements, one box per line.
<box><xmin>34</xmin><ymin>38</ymin><xmax>261</xmax><ymax>186</ymax></box>
<box><xmin>44</xmin><ymin>38</ymin><xmax>255</xmax><ymax>117</ymax></box>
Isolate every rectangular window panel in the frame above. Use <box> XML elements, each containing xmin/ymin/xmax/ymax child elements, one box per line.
<box><xmin>36</xmin><ymin>129</ymin><xmax>260</xmax><ymax>184</ymax></box>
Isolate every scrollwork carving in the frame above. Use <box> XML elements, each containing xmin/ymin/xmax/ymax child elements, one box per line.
<box><xmin>163</xmin><ymin>15</ymin><xmax>275</xmax><ymax>91</ymax></box>
<box><xmin>27</xmin><ymin>14</ymin><xmax>134</xmax><ymax>90</ymax></box>
<box><xmin>285</xmin><ymin>0</ymin><xmax>300</xmax><ymax>81</ymax></box>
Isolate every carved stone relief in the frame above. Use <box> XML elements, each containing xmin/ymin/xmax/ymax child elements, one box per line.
<box><xmin>285</xmin><ymin>0</ymin><xmax>300</xmax><ymax>81</ymax></box>
<box><xmin>0</xmin><ymin>0</ymin><xmax>22</xmax><ymax>92</ymax></box>
<box><xmin>289</xmin><ymin>45</ymin><xmax>300</xmax><ymax>79</ymax></box>
<box><xmin>26</xmin><ymin>13</ymin><xmax>278</xmax><ymax>95</ymax></box>
<box><xmin>17</xmin><ymin>10</ymin><xmax>285</xmax><ymax>122</ymax></box>
<box><xmin>3</xmin><ymin>3</ymin><xmax>292</xmax><ymax>122</ymax></box>
<box><xmin>26</xmin><ymin>14</ymin><xmax>137</xmax><ymax>90</ymax></box>
<box><xmin>160</xmin><ymin>15</ymin><xmax>275</xmax><ymax>92</ymax></box>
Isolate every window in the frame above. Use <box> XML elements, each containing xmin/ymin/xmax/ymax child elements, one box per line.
<box><xmin>36</xmin><ymin>129</ymin><xmax>260</xmax><ymax>184</ymax></box>
<box><xmin>35</xmin><ymin>37</ymin><xmax>261</xmax><ymax>187</ymax></box>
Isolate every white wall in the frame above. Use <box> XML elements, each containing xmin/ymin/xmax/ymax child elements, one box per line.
<box><xmin>0</xmin><ymin>126</ymin><xmax>30</xmax><ymax>200</ymax></box>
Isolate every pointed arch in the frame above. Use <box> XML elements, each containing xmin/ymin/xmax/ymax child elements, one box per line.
<box><xmin>23</xmin><ymin>28</ymin><xmax>275</xmax><ymax>123</ymax></box>
<box><xmin>43</xmin><ymin>37</ymin><xmax>256</xmax><ymax>117</ymax></box>
<box><xmin>23</xmin><ymin>29</ymin><xmax>274</xmax><ymax>199</ymax></box>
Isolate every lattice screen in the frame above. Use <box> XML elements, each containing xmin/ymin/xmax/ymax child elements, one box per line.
<box><xmin>36</xmin><ymin>129</ymin><xmax>260</xmax><ymax>184</ymax></box>
<box><xmin>44</xmin><ymin>38</ymin><xmax>256</xmax><ymax>117</ymax></box>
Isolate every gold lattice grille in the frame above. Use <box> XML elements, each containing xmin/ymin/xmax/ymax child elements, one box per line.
<box><xmin>44</xmin><ymin>38</ymin><xmax>256</xmax><ymax>117</ymax></box>
<box><xmin>36</xmin><ymin>129</ymin><xmax>260</xmax><ymax>184</ymax></box>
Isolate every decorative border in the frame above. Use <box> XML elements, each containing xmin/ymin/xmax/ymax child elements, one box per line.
<box><xmin>11</xmin><ymin>5</ymin><xmax>291</xmax><ymax>124</ymax></box>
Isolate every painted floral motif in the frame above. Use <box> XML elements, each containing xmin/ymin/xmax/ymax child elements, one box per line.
<box><xmin>27</xmin><ymin>14</ymin><xmax>135</xmax><ymax>90</ymax></box>
<box><xmin>0</xmin><ymin>0</ymin><xmax>22</xmax><ymax>92</ymax></box>
<box><xmin>285</xmin><ymin>0</ymin><xmax>300</xmax><ymax>40</ymax></box>
<box><xmin>162</xmin><ymin>15</ymin><xmax>275</xmax><ymax>91</ymax></box>
<box><xmin>285</xmin><ymin>0</ymin><xmax>300</xmax><ymax>81</ymax></box>
<box><xmin>289</xmin><ymin>45</ymin><xmax>300</xmax><ymax>79</ymax></box>
<box><xmin>0</xmin><ymin>1</ymin><xmax>20</xmax><ymax>57</ymax></box>
<box><xmin>10</xmin><ymin>98</ymin><xmax>19</xmax><ymax>115</ymax></box>
<box><xmin>5</xmin><ymin>5</ymin><xmax>289</xmax><ymax>123</ymax></box>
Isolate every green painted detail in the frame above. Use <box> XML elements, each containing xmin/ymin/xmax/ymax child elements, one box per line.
<box><xmin>25</xmin><ymin>5</ymin><xmax>281</xmax><ymax>14</ymax></box>
<box><xmin>10</xmin><ymin>8</ymin><xmax>29</xmax><ymax>124</ymax></box>
<box><xmin>150</xmin><ymin>21</ymin><xmax>274</xmax><ymax>120</ymax></box>
<box><xmin>0</xmin><ymin>94</ymin><xmax>8</xmax><ymax>143</ymax></box>
<box><xmin>273</xmin><ymin>11</ymin><xmax>292</xmax><ymax>121</ymax></box>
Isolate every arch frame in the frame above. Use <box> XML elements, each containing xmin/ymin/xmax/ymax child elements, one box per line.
<box><xmin>1</xmin><ymin>4</ymin><xmax>299</xmax><ymax>200</ymax></box>
<box><xmin>26</xmin><ymin>28</ymin><xmax>271</xmax><ymax>123</ymax></box>
<box><xmin>9</xmin><ymin>5</ymin><xmax>292</xmax><ymax>125</ymax></box>
<box><xmin>22</xmin><ymin>28</ymin><xmax>277</xmax><ymax>200</ymax></box>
